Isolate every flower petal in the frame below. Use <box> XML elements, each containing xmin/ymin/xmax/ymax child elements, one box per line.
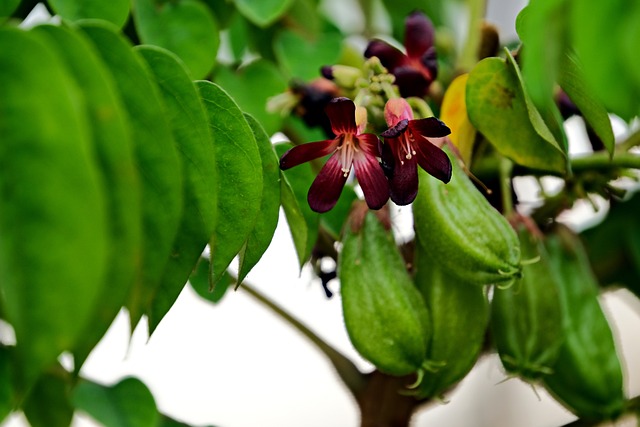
<box><xmin>381</xmin><ymin>119</ymin><xmax>409</xmax><ymax>138</ymax></box>
<box><xmin>414</xmin><ymin>139</ymin><xmax>452</xmax><ymax>183</ymax></box>
<box><xmin>393</xmin><ymin>66</ymin><xmax>430</xmax><ymax>98</ymax></box>
<box><xmin>388</xmin><ymin>157</ymin><xmax>419</xmax><ymax>205</ymax></box>
<box><xmin>404</xmin><ymin>11</ymin><xmax>435</xmax><ymax>59</ymax></box>
<box><xmin>307</xmin><ymin>153</ymin><xmax>348</xmax><ymax>213</ymax></box>
<box><xmin>421</xmin><ymin>46</ymin><xmax>438</xmax><ymax>81</ymax></box>
<box><xmin>356</xmin><ymin>133</ymin><xmax>383</xmax><ymax>157</ymax></box>
<box><xmin>325</xmin><ymin>97</ymin><xmax>358</xmax><ymax>135</ymax></box>
<box><xmin>364</xmin><ymin>40</ymin><xmax>407</xmax><ymax>71</ymax></box>
<box><xmin>279</xmin><ymin>139</ymin><xmax>337</xmax><ymax>170</ymax></box>
<box><xmin>353</xmin><ymin>153</ymin><xmax>389</xmax><ymax>210</ymax></box>
<box><xmin>409</xmin><ymin>117</ymin><xmax>451</xmax><ymax>138</ymax></box>
<box><xmin>383</xmin><ymin>98</ymin><xmax>413</xmax><ymax>127</ymax></box>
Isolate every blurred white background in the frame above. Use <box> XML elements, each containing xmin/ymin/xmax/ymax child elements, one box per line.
<box><xmin>3</xmin><ymin>0</ymin><xmax>640</xmax><ymax>426</ymax></box>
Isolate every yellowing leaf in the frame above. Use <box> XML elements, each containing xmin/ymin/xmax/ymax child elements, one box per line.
<box><xmin>440</xmin><ymin>73</ymin><xmax>476</xmax><ymax>166</ymax></box>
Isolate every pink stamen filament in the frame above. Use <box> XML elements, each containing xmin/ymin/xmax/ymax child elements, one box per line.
<box><xmin>338</xmin><ymin>134</ymin><xmax>358</xmax><ymax>177</ymax></box>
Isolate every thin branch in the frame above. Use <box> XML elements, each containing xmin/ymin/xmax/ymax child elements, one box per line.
<box><xmin>238</xmin><ymin>281</ymin><xmax>367</xmax><ymax>397</ymax></box>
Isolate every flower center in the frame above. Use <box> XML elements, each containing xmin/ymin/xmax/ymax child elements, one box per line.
<box><xmin>337</xmin><ymin>133</ymin><xmax>359</xmax><ymax>177</ymax></box>
<box><xmin>399</xmin><ymin>133</ymin><xmax>416</xmax><ymax>165</ymax></box>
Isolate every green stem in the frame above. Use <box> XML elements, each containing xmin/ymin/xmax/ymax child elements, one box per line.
<box><xmin>616</xmin><ymin>128</ymin><xmax>640</xmax><ymax>152</ymax></box>
<box><xmin>457</xmin><ymin>0</ymin><xmax>487</xmax><ymax>71</ymax></box>
<box><xmin>239</xmin><ymin>282</ymin><xmax>367</xmax><ymax>397</ymax></box>
<box><xmin>472</xmin><ymin>152</ymin><xmax>640</xmax><ymax>180</ymax></box>
<box><xmin>499</xmin><ymin>157</ymin><xmax>514</xmax><ymax>216</ymax></box>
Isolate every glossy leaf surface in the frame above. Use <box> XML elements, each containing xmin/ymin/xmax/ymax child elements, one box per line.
<box><xmin>48</xmin><ymin>0</ymin><xmax>130</xmax><ymax>27</ymax></box>
<box><xmin>233</xmin><ymin>0</ymin><xmax>294</xmax><ymax>27</ymax></box>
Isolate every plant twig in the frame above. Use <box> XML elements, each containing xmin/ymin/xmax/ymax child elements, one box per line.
<box><xmin>457</xmin><ymin>0</ymin><xmax>487</xmax><ymax>71</ymax></box>
<box><xmin>238</xmin><ymin>281</ymin><xmax>367</xmax><ymax>397</ymax></box>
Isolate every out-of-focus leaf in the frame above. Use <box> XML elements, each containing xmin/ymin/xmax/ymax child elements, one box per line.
<box><xmin>466</xmin><ymin>54</ymin><xmax>567</xmax><ymax>173</ymax></box>
<box><xmin>0</xmin><ymin>346</ymin><xmax>14</xmax><ymax>422</ymax></box>
<box><xmin>214</xmin><ymin>60</ymin><xmax>287</xmax><ymax>135</ymax></box>
<box><xmin>30</xmin><ymin>24</ymin><xmax>142</xmax><ymax>372</ymax></box>
<box><xmin>233</xmin><ymin>0</ymin><xmax>294</xmax><ymax>27</ymax></box>
<box><xmin>0</xmin><ymin>27</ymin><xmax>108</xmax><ymax>389</ymax></box>
<box><xmin>80</xmin><ymin>22</ymin><xmax>183</xmax><ymax>328</ymax></box>
<box><xmin>274</xmin><ymin>29</ymin><xmax>342</xmax><ymax>80</ymax></box>
<box><xmin>581</xmin><ymin>191</ymin><xmax>640</xmax><ymax>298</ymax></box>
<box><xmin>189</xmin><ymin>258</ymin><xmax>232</xmax><ymax>304</ymax></box>
<box><xmin>136</xmin><ymin>46</ymin><xmax>218</xmax><ymax>334</ymax></box>
<box><xmin>23</xmin><ymin>366</ymin><xmax>73</xmax><ymax>427</ymax></box>
<box><xmin>440</xmin><ymin>73</ymin><xmax>476</xmax><ymax>166</ymax></box>
<box><xmin>558</xmin><ymin>53</ymin><xmax>615</xmax><ymax>157</ymax></box>
<box><xmin>284</xmin><ymin>0</ymin><xmax>321</xmax><ymax>38</ymax></box>
<box><xmin>73</xmin><ymin>377</ymin><xmax>158</xmax><ymax>427</ymax></box>
<box><xmin>274</xmin><ymin>142</ymin><xmax>319</xmax><ymax>268</ymax></box>
<box><xmin>380</xmin><ymin>0</ymin><xmax>444</xmax><ymax>39</ymax></box>
<box><xmin>132</xmin><ymin>0</ymin><xmax>219</xmax><ymax>79</ymax></box>
<box><xmin>237</xmin><ymin>115</ymin><xmax>280</xmax><ymax>284</ymax></box>
<box><xmin>0</xmin><ymin>0</ymin><xmax>20</xmax><ymax>20</ymax></box>
<box><xmin>571</xmin><ymin>0</ymin><xmax>639</xmax><ymax>120</ymax></box>
<box><xmin>202</xmin><ymin>0</ymin><xmax>235</xmax><ymax>28</ymax></box>
<box><xmin>320</xmin><ymin>185</ymin><xmax>357</xmax><ymax>240</ymax></box>
<box><xmin>158</xmin><ymin>414</ymin><xmax>220</xmax><ymax>427</ymax></box>
<box><xmin>48</xmin><ymin>0</ymin><xmax>129</xmax><ymax>27</ymax></box>
<box><xmin>196</xmin><ymin>81</ymin><xmax>263</xmax><ymax>286</ymax></box>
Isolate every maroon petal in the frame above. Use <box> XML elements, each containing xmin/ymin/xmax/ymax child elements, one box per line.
<box><xmin>393</xmin><ymin>67</ymin><xmax>430</xmax><ymax>98</ymax></box>
<box><xmin>414</xmin><ymin>140</ymin><xmax>452</xmax><ymax>183</ymax></box>
<box><xmin>325</xmin><ymin>97</ymin><xmax>357</xmax><ymax>135</ymax></box>
<box><xmin>279</xmin><ymin>139</ymin><xmax>337</xmax><ymax>170</ymax></box>
<box><xmin>307</xmin><ymin>153</ymin><xmax>348</xmax><ymax>213</ymax></box>
<box><xmin>409</xmin><ymin>117</ymin><xmax>451</xmax><ymax>138</ymax></box>
<box><xmin>356</xmin><ymin>133</ymin><xmax>382</xmax><ymax>157</ymax></box>
<box><xmin>364</xmin><ymin>40</ymin><xmax>408</xmax><ymax>71</ymax></box>
<box><xmin>389</xmin><ymin>157</ymin><xmax>419</xmax><ymax>205</ymax></box>
<box><xmin>381</xmin><ymin>119</ymin><xmax>409</xmax><ymax>139</ymax></box>
<box><xmin>404</xmin><ymin>11</ymin><xmax>435</xmax><ymax>59</ymax></box>
<box><xmin>353</xmin><ymin>153</ymin><xmax>389</xmax><ymax>210</ymax></box>
<box><xmin>421</xmin><ymin>46</ymin><xmax>438</xmax><ymax>81</ymax></box>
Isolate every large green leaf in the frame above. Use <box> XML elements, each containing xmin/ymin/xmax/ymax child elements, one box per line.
<box><xmin>466</xmin><ymin>54</ymin><xmax>567</xmax><ymax>173</ymax></box>
<box><xmin>132</xmin><ymin>0</ymin><xmax>219</xmax><ymax>79</ymax></box>
<box><xmin>80</xmin><ymin>22</ymin><xmax>183</xmax><ymax>328</ymax></box>
<box><xmin>48</xmin><ymin>0</ymin><xmax>130</xmax><ymax>27</ymax></box>
<box><xmin>0</xmin><ymin>346</ymin><xmax>14</xmax><ymax>422</ymax></box>
<box><xmin>214</xmin><ymin>60</ymin><xmax>287</xmax><ymax>135</ymax></box>
<box><xmin>136</xmin><ymin>46</ymin><xmax>218</xmax><ymax>333</ymax></box>
<box><xmin>73</xmin><ymin>377</ymin><xmax>158</xmax><ymax>427</ymax></box>
<box><xmin>0</xmin><ymin>0</ymin><xmax>20</xmax><ymax>20</ymax></box>
<box><xmin>237</xmin><ymin>115</ymin><xmax>280</xmax><ymax>284</ymax></box>
<box><xmin>189</xmin><ymin>257</ymin><xmax>232</xmax><ymax>304</ymax></box>
<box><xmin>273</xmin><ymin>29</ymin><xmax>342</xmax><ymax>80</ymax></box>
<box><xmin>233</xmin><ymin>0</ymin><xmax>294</xmax><ymax>27</ymax></box>
<box><xmin>274</xmin><ymin>142</ymin><xmax>319</xmax><ymax>268</ymax></box>
<box><xmin>558</xmin><ymin>53</ymin><xmax>615</xmax><ymax>157</ymax></box>
<box><xmin>0</xmin><ymin>27</ymin><xmax>108</xmax><ymax>389</ymax></box>
<box><xmin>30</xmin><ymin>24</ymin><xmax>142</xmax><ymax>371</ymax></box>
<box><xmin>196</xmin><ymin>81</ymin><xmax>263</xmax><ymax>286</ymax></box>
<box><xmin>23</xmin><ymin>366</ymin><xmax>73</xmax><ymax>427</ymax></box>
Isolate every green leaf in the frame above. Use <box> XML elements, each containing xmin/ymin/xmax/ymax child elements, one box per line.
<box><xmin>466</xmin><ymin>54</ymin><xmax>567</xmax><ymax>173</ymax></box>
<box><xmin>0</xmin><ymin>0</ymin><xmax>20</xmax><ymax>20</ymax></box>
<box><xmin>279</xmin><ymin>172</ymin><xmax>309</xmax><ymax>268</ymax></box>
<box><xmin>80</xmin><ymin>21</ymin><xmax>183</xmax><ymax>328</ymax></box>
<box><xmin>0</xmin><ymin>27</ymin><xmax>108</xmax><ymax>389</ymax></box>
<box><xmin>273</xmin><ymin>29</ymin><xmax>342</xmax><ymax>80</ymax></box>
<box><xmin>571</xmin><ymin>0</ymin><xmax>639</xmax><ymax>120</ymax></box>
<box><xmin>47</xmin><ymin>0</ymin><xmax>130</xmax><ymax>27</ymax></box>
<box><xmin>196</xmin><ymin>81</ymin><xmax>263</xmax><ymax>286</ymax></box>
<box><xmin>319</xmin><ymin>185</ymin><xmax>357</xmax><ymax>240</ymax></box>
<box><xmin>214</xmin><ymin>60</ymin><xmax>287</xmax><ymax>135</ymax></box>
<box><xmin>558</xmin><ymin>53</ymin><xmax>615</xmax><ymax>157</ymax></box>
<box><xmin>237</xmin><ymin>114</ymin><xmax>280</xmax><ymax>284</ymax></box>
<box><xmin>189</xmin><ymin>258</ymin><xmax>232</xmax><ymax>304</ymax></box>
<box><xmin>30</xmin><ymin>24</ymin><xmax>143</xmax><ymax>372</ymax></box>
<box><xmin>233</xmin><ymin>0</ymin><xmax>294</xmax><ymax>27</ymax></box>
<box><xmin>23</xmin><ymin>366</ymin><xmax>73</xmax><ymax>427</ymax></box>
<box><xmin>132</xmin><ymin>0</ymin><xmax>219</xmax><ymax>79</ymax></box>
<box><xmin>274</xmin><ymin>142</ymin><xmax>319</xmax><ymax>267</ymax></box>
<box><xmin>340</xmin><ymin>210</ymin><xmax>431</xmax><ymax>375</ymax></box>
<box><xmin>73</xmin><ymin>377</ymin><xmax>159</xmax><ymax>427</ymax></box>
<box><xmin>135</xmin><ymin>46</ymin><xmax>218</xmax><ymax>334</ymax></box>
<box><xmin>0</xmin><ymin>346</ymin><xmax>14</xmax><ymax>422</ymax></box>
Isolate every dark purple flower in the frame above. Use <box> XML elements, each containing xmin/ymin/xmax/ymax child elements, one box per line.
<box><xmin>364</xmin><ymin>11</ymin><xmax>438</xmax><ymax>98</ymax></box>
<box><xmin>280</xmin><ymin>97</ymin><xmax>390</xmax><ymax>213</ymax></box>
<box><xmin>381</xmin><ymin>98</ymin><xmax>452</xmax><ymax>205</ymax></box>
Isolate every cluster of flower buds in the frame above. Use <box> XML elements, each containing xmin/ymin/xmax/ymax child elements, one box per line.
<box><xmin>275</xmin><ymin>11</ymin><xmax>453</xmax><ymax>213</ymax></box>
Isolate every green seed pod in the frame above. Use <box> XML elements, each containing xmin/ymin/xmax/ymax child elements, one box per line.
<box><xmin>491</xmin><ymin>225</ymin><xmax>565</xmax><ymax>381</ymax></box>
<box><xmin>413</xmin><ymin>152</ymin><xmax>521</xmax><ymax>287</ymax></box>
<box><xmin>340</xmin><ymin>206</ymin><xmax>431</xmax><ymax>376</ymax></box>
<box><xmin>412</xmin><ymin>239</ymin><xmax>490</xmax><ymax>398</ymax></box>
<box><xmin>543</xmin><ymin>225</ymin><xmax>625</xmax><ymax>421</ymax></box>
